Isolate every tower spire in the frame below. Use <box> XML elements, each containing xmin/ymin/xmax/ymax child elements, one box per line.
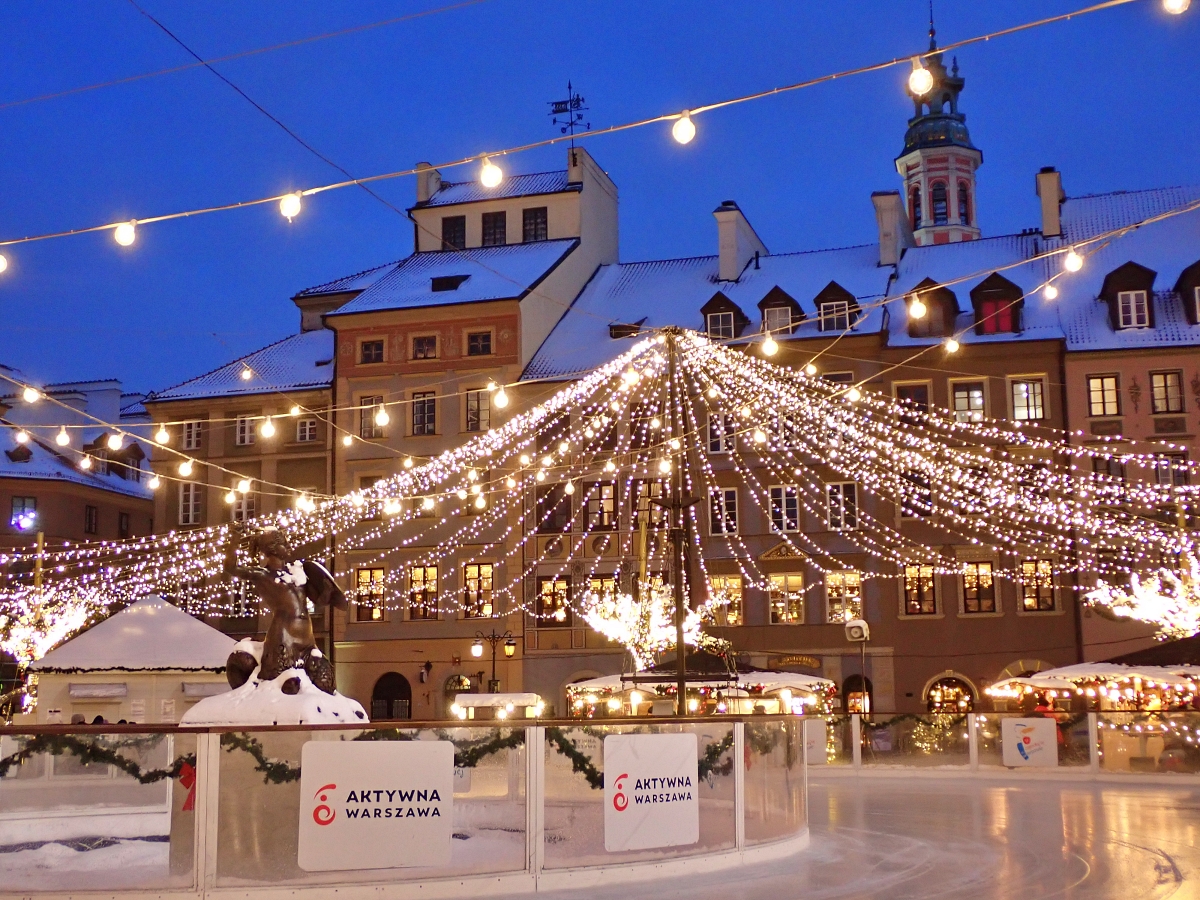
<box><xmin>929</xmin><ymin>0</ymin><xmax>937</xmax><ymax>50</ymax></box>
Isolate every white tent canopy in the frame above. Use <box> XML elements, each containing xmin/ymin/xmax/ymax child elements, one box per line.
<box><xmin>30</xmin><ymin>595</ymin><xmax>235</xmax><ymax>673</ymax></box>
<box><xmin>988</xmin><ymin>662</ymin><xmax>1200</xmax><ymax>695</ymax></box>
<box><xmin>567</xmin><ymin>671</ymin><xmax>835</xmax><ymax>695</ymax></box>
<box><xmin>454</xmin><ymin>692</ymin><xmax>543</xmax><ymax>709</ymax></box>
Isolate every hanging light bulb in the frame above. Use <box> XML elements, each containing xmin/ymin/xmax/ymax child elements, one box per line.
<box><xmin>457</xmin><ymin>488</ymin><xmax>469</xmax><ymax>500</ymax></box>
<box><xmin>178</xmin><ymin>460</ymin><xmax>193</xmax><ymax>476</ymax></box>
<box><xmin>672</xmin><ymin>111</ymin><xmax>696</xmax><ymax>145</ymax></box>
<box><xmin>753</xmin><ymin>429</ymin><xmax>767</xmax><ymax>444</ymax></box>
<box><xmin>107</xmin><ymin>433</ymin><xmax>123</xmax><ymax>451</ymax></box>
<box><xmin>519</xmin><ymin>453</ymin><xmax>531</xmax><ymax>466</ymax></box>
<box><xmin>342</xmin><ymin>434</ymin><xmax>354</xmax><ymax>447</ymax></box>
<box><xmin>486</xmin><ymin>381</ymin><xmax>497</xmax><ymax>392</ymax></box>
<box><xmin>944</xmin><ymin>338</ymin><xmax>960</xmax><ymax>353</ymax></box>
<box><xmin>622</xmin><ymin>367</ymin><xmax>640</xmax><ymax>385</ymax></box>
<box><xmin>80</xmin><ymin>455</ymin><xmax>92</xmax><ymax>470</ymax></box>
<box><xmin>909</xmin><ymin>297</ymin><xmax>927</xmax><ymax>319</ymax></box>
<box><xmin>658</xmin><ymin>459</ymin><xmax>672</xmax><ymax>474</ymax></box>
<box><xmin>225</xmin><ymin>490</ymin><xmax>237</xmax><ymax>504</ymax></box>
<box><xmin>148</xmin><ymin>474</ymin><xmax>161</xmax><ymax>490</ymax></box>
<box><xmin>1063</xmin><ymin>249</ymin><xmax>1083</xmax><ymax>272</ymax></box>
<box><xmin>846</xmin><ymin>386</ymin><xmax>863</xmax><ymax>402</ymax></box>
<box><xmin>383</xmin><ymin>498</ymin><xmax>401</xmax><ymax>515</ymax></box>
<box><xmin>374</xmin><ymin>404</ymin><xmax>390</xmax><ymax>427</ymax></box>
<box><xmin>564</xmin><ymin>481</ymin><xmax>576</xmax><ymax>495</ymax></box>
<box><xmin>908</xmin><ymin>58</ymin><xmax>934</xmax><ymax>96</ymax></box>
<box><xmin>604</xmin><ymin>459</ymin><xmax>617</xmax><ymax>473</ymax></box>
<box><xmin>22</xmin><ymin>386</ymin><xmax>39</xmax><ymax>403</ymax></box>
<box><xmin>279</xmin><ymin>192</ymin><xmax>302</xmax><ymax>221</ymax></box>
<box><xmin>804</xmin><ymin>363</ymin><xmax>818</xmax><ymax>376</ymax></box>
<box><xmin>493</xmin><ymin>388</ymin><xmax>509</xmax><ymax>409</ymax></box>
<box><xmin>289</xmin><ymin>404</ymin><xmax>301</xmax><ymax>417</ymax></box>
<box><xmin>467</xmin><ymin>469</ymin><xmax>479</xmax><ymax>482</ymax></box>
<box><xmin>260</xmin><ymin>416</ymin><xmax>276</xmax><ymax>438</ymax></box>
<box><xmin>650</xmin><ymin>417</ymin><xmax>662</xmax><ymax>429</ymax></box>
<box><xmin>469</xmin><ymin>483</ymin><xmax>482</xmax><ymax>495</ymax></box>
<box><xmin>240</xmin><ymin>367</ymin><xmax>253</xmax><ymax>381</ymax></box>
<box><xmin>505</xmin><ymin>476</ymin><xmax>517</xmax><ymax>489</ymax></box>
<box><xmin>480</xmin><ymin>157</ymin><xmax>503</xmax><ymax>188</ymax></box>
<box><xmin>155</xmin><ymin>425</ymin><xmax>170</xmax><ymax>444</ymax></box>
<box><xmin>535</xmin><ymin>470</ymin><xmax>546</xmax><ymax>482</ymax></box>
<box><xmin>0</xmin><ymin>254</ymin><xmax>8</xmax><ymax>274</ymax></box>
<box><xmin>237</xmin><ymin>478</ymin><xmax>251</xmax><ymax>494</ymax></box>
<box><xmin>15</xmin><ymin>430</ymin><xmax>29</xmax><ymax>444</ymax></box>
<box><xmin>1164</xmin><ymin>0</ymin><xmax>1190</xmax><ymax>13</ymax></box>
<box><xmin>1044</xmin><ymin>284</ymin><xmax>1059</xmax><ymax>300</ymax></box>
<box><xmin>762</xmin><ymin>335</ymin><xmax>778</xmax><ymax>356</ymax></box>
<box><xmin>707</xmin><ymin>386</ymin><xmax>718</xmax><ymax>398</ymax></box>
<box><xmin>55</xmin><ymin>427</ymin><xmax>69</xmax><ymax>446</ymax></box>
<box><xmin>350</xmin><ymin>492</ymin><xmax>366</xmax><ymax>508</ymax></box>
<box><xmin>669</xmin><ymin>438</ymin><xmax>681</xmax><ymax>450</ymax></box>
<box><xmin>113</xmin><ymin>221</ymin><xmax>137</xmax><ymax>246</ymax></box>
<box><xmin>403</xmin><ymin>456</ymin><xmax>414</xmax><ymax>469</ymax></box>
<box><xmin>421</xmin><ymin>496</ymin><xmax>435</xmax><ymax>511</ymax></box>
<box><xmin>474</xmin><ymin>494</ymin><xmax>486</xmax><ymax>509</ymax></box>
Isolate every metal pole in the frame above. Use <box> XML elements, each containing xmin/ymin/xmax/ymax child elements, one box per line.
<box><xmin>668</xmin><ymin>332</ymin><xmax>687</xmax><ymax>716</ymax></box>
<box><xmin>34</xmin><ymin>531</ymin><xmax>44</xmax><ymax>595</ymax></box>
<box><xmin>860</xmin><ymin>640</ymin><xmax>867</xmax><ymax>714</ymax></box>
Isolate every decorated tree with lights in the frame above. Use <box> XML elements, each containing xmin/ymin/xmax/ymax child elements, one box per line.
<box><xmin>1086</xmin><ymin>555</ymin><xmax>1200</xmax><ymax>641</ymax></box>
<box><xmin>2</xmin><ymin>329</ymin><xmax>1195</xmax><ymax>683</ymax></box>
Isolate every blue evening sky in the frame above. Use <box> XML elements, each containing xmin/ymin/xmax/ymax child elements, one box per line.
<box><xmin>0</xmin><ymin>1</ymin><xmax>1196</xmax><ymax>393</ymax></box>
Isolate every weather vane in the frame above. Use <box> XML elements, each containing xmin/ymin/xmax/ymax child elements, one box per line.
<box><xmin>549</xmin><ymin>81</ymin><xmax>589</xmax><ymax>148</ymax></box>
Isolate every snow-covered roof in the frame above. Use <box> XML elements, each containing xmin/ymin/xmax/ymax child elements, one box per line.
<box><xmin>327</xmin><ymin>239</ymin><xmax>580</xmax><ymax>317</ymax></box>
<box><xmin>524</xmin><ymin>244</ymin><xmax>891</xmax><ymax>380</ymax></box>
<box><xmin>147</xmin><ymin>329</ymin><xmax>334</xmax><ymax>403</ymax></box>
<box><xmin>416</xmin><ymin>171</ymin><xmax>578</xmax><ymax>209</ymax></box>
<box><xmin>1059</xmin><ymin>184</ymin><xmax>1200</xmax><ymax>244</ymax></box>
<box><xmin>454</xmin><ymin>692</ymin><xmax>542</xmax><ymax>708</ymax></box>
<box><xmin>0</xmin><ymin>429</ymin><xmax>153</xmax><ymax>500</ymax></box>
<box><xmin>294</xmin><ymin>259</ymin><xmax>399</xmax><ymax>298</ymax></box>
<box><xmin>30</xmin><ymin>596</ymin><xmax>236</xmax><ymax>673</ymax></box>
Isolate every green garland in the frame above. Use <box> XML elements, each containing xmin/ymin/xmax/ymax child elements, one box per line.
<box><xmin>220</xmin><ymin>732</ymin><xmax>299</xmax><ymax>784</ymax></box>
<box><xmin>698</xmin><ymin>731</ymin><xmax>735</xmax><ymax>780</ymax></box>
<box><xmin>0</xmin><ymin>733</ymin><xmax>193</xmax><ymax>784</ymax></box>
<box><xmin>545</xmin><ymin>726</ymin><xmax>605</xmax><ymax>789</ymax></box>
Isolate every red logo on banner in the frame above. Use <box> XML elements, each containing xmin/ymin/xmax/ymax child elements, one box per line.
<box><xmin>313</xmin><ymin>783</ymin><xmax>337</xmax><ymax>825</ymax></box>
<box><xmin>612</xmin><ymin>773</ymin><xmax>629</xmax><ymax>812</ymax></box>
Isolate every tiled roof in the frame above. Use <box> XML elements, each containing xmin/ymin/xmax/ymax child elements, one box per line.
<box><xmin>523</xmin><ymin>244</ymin><xmax>891</xmax><ymax>380</ymax></box>
<box><xmin>327</xmin><ymin>239</ymin><xmax>580</xmax><ymax>317</ymax></box>
<box><xmin>1060</xmin><ymin>185</ymin><xmax>1200</xmax><ymax>244</ymax></box>
<box><xmin>0</xmin><ymin>430</ymin><xmax>153</xmax><ymax>500</ymax></box>
<box><xmin>147</xmin><ymin>330</ymin><xmax>334</xmax><ymax>403</ymax></box>
<box><xmin>294</xmin><ymin>259</ymin><xmax>399</xmax><ymax>298</ymax></box>
<box><xmin>417</xmin><ymin>171</ymin><xmax>578</xmax><ymax>209</ymax></box>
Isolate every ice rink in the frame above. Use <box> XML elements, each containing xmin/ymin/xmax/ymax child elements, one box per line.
<box><xmin>524</xmin><ymin>774</ymin><xmax>1200</xmax><ymax>900</ymax></box>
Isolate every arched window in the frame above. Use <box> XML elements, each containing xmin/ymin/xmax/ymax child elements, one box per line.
<box><xmin>926</xmin><ymin>676</ymin><xmax>975</xmax><ymax>713</ymax></box>
<box><xmin>444</xmin><ymin>674</ymin><xmax>473</xmax><ymax>716</ymax></box>
<box><xmin>958</xmin><ymin>183</ymin><xmax>971</xmax><ymax>226</ymax></box>
<box><xmin>371</xmin><ymin>672</ymin><xmax>412</xmax><ymax>720</ymax></box>
<box><xmin>931</xmin><ymin>182</ymin><xmax>949</xmax><ymax>226</ymax></box>
<box><xmin>911</xmin><ymin>187</ymin><xmax>922</xmax><ymax>230</ymax></box>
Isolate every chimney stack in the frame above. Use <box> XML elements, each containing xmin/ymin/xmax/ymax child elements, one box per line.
<box><xmin>1036</xmin><ymin>167</ymin><xmax>1064</xmax><ymax>238</ymax></box>
<box><xmin>713</xmin><ymin>201</ymin><xmax>768</xmax><ymax>282</ymax></box>
<box><xmin>871</xmin><ymin>191</ymin><xmax>914</xmax><ymax>267</ymax></box>
<box><xmin>416</xmin><ymin>162</ymin><xmax>442</xmax><ymax>205</ymax></box>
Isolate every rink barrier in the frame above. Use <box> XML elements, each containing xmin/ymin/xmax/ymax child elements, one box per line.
<box><xmin>807</xmin><ymin>711</ymin><xmax>1200</xmax><ymax>778</ymax></box>
<box><xmin>0</xmin><ymin>716</ymin><xmax>808</xmax><ymax>900</ymax></box>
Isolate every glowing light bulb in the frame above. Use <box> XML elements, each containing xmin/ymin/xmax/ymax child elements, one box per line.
<box><xmin>622</xmin><ymin>367</ymin><xmax>640</xmax><ymax>385</ymax></box>
<box><xmin>155</xmin><ymin>425</ymin><xmax>169</xmax><ymax>444</ymax></box>
<box><xmin>480</xmin><ymin>157</ymin><xmax>503</xmax><ymax>188</ymax></box>
<box><xmin>474</xmin><ymin>494</ymin><xmax>486</xmax><ymax>509</ymax></box>
<box><xmin>541</xmin><ymin>456</ymin><xmax>553</xmax><ymax>467</ymax></box>
<box><xmin>0</xmin><ymin>254</ymin><xmax>7</xmax><ymax>274</ymax></box>
<box><xmin>342</xmin><ymin>434</ymin><xmax>354</xmax><ymax>447</ymax></box>
<box><xmin>804</xmin><ymin>363</ymin><xmax>818</xmax><ymax>376</ymax></box>
<box><xmin>403</xmin><ymin>456</ymin><xmax>414</xmax><ymax>469</ymax></box>
<box><xmin>148</xmin><ymin>474</ymin><xmax>161</xmax><ymax>490</ymax></box>
<box><xmin>519</xmin><ymin>453</ymin><xmax>531</xmax><ymax>466</ymax></box>
<box><xmin>658</xmin><ymin>459</ymin><xmax>672</xmax><ymax>474</ymax></box>
<box><xmin>493</xmin><ymin>388</ymin><xmax>509</xmax><ymax>408</ymax></box>
<box><xmin>237</xmin><ymin>478</ymin><xmax>251</xmax><ymax>493</ymax></box>
<box><xmin>707</xmin><ymin>386</ymin><xmax>718</xmax><ymax>398</ymax></box>
<box><xmin>240</xmin><ymin>367</ymin><xmax>252</xmax><ymax>381</ymax></box>
<box><xmin>650</xmin><ymin>417</ymin><xmax>662</xmax><ymax>429</ymax></box>
<box><xmin>290</xmin><ymin>405</ymin><xmax>301</xmax><ymax>417</ymax></box>
<box><xmin>908</xmin><ymin>58</ymin><xmax>934</xmax><ymax>96</ymax></box>
<box><xmin>1064</xmin><ymin>249</ymin><xmax>1083</xmax><ymax>272</ymax></box>
<box><xmin>753</xmin><ymin>429</ymin><xmax>767</xmax><ymax>444</ymax></box>
<box><xmin>457</xmin><ymin>489</ymin><xmax>468</xmax><ymax>500</ymax></box>
<box><xmin>470</xmin><ymin>483</ymin><xmax>482</xmax><ymax>495</ymax></box>
<box><xmin>467</xmin><ymin>469</ymin><xmax>479</xmax><ymax>482</ymax></box>
<box><xmin>669</xmin><ymin>438</ymin><xmax>681</xmax><ymax>450</ymax></box>
<box><xmin>505</xmin><ymin>476</ymin><xmax>517</xmax><ymax>489</ymax></box>
<box><xmin>374</xmin><ymin>405</ymin><xmax>390</xmax><ymax>427</ymax></box>
<box><xmin>535</xmin><ymin>470</ymin><xmax>546</xmax><ymax>482</ymax></box>
<box><xmin>564</xmin><ymin>481</ymin><xmax>576</xmax><ymax>495</ymax></box>
<box><xmin>22</xmin><ymin>387</ymin><xmax>39</xmax><ymax>403</ymax></box>
<box><xmin>604</xmin><ymin>459</ymin><xmax>616</xmax><ymax>473</ymax></box>
<box><xmin>113</xmin><ymin>221</ymin><xmax>136</xmax><ymax>246</ymax></box>
<box><xmin>944</xmin><ymin>338</ymin><xmax>960</xmax><ymax>353</ymax></box>
<box><xmin>260</xmin><ymin>417</ymin><xmax>276</xmax><ymax>438</ymax></box>
<box><xmin>350</xmin><ymin>492</ymin><xmax>366</xmax><ymax>508</ymax></box>
<box><xmin>15</xmin><ymin>430</ymin><xmax>29</xmax><ymax>444</ymax></box>
<box><xmin>383</xmin><ymin>498</ymin><xmax>401</xmax><ymax>515</ymax></box>
<box><xmin>178</xmin><ymin>460</ymin><xmax>193</xmax><ymax>476</ymax></box>
<box><xmin>107</xmin><ymin>433</ymin><xmax>123</xmax><ymax>451</ymax></box>
<box><xmin>909</xmin><ymin>298</ymin><xmax>928</xmax><ymax>320</ymax></box>
<box><xmin>739</xmin><ymin>405</ymin><xmax>751</xmax><ymax>417</ymax></box>
<box><xmin>558</xmin><ymin>440</ymin><xmax>570</xmax><ymax>454</ymax></box>
<box><xmin>1044</xmin><ymin>284</ymin><xmax>1059</xmax><ymax>300</ymax></box>
<box><xmin>630</xmin><ymin>691</ymin><xmax>643</xmax><ymax>708</ymax></box>
<box><xmin>421</xmin><ymin>496</ymin><xmax>435</xmax><ymax>510</ymax></box>
<box><xmin>56</xmin><ymin>428</ymin><xmax>69</xmax><ymax>446</ymax></box>
<box><xmin>1164</xmin><ymin>0</ymin><xmax>1190</xmax><ymax>13</ymax></box>
<box><xmin>279</xmin><ymin>192</ymin><xmax>302</xmax><ymax>221</ymax></box>
<box><xmin>846</xmin><ymin>386</ymin><xmax>862</xmax><ymax>402</ymax></box>
<box><xmin>762</xmin><ymin>335</ymin><xmax>779</xmax><ymax>356</ymax></box>
<box><xmin>225</xmin><ymin>490</ymin><xmax>237</xmax><ymax>504</ymax></box>
<box><xmin>80</xmin><ymin>455</ymin><xmax>92</xmax><ymax>470</ymax></box>
<box><xmin>672</xmin><ymin>112</ymin><xmax>696</xmax><ymax>144</ymax></box>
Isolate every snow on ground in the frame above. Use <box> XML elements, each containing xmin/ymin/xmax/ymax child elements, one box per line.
<box><xmin>0</xmin><ymin>837</ymin><xmax>172</xmax><ymax>892</ymax></box>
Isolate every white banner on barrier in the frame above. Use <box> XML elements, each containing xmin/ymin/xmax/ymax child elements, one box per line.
<box><xmin>1000</xmin><ymin>717</ymin><xmax>1059</xmax><ymax>767</ymax></box>
<box><xmin>297</xmin><ymin>740</ymin><xmax>454</xmax><ymax>871</ymax></box>
<box><xmin>604</xmin><ymin>732</ymin><xmax>699</xmax><ymax>852</ymax></box>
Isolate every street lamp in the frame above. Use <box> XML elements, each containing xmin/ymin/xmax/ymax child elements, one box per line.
<box><xmin>474</xmin><ymin>630</ymin><xmax>516</xmax><ymax>693</ymax></box>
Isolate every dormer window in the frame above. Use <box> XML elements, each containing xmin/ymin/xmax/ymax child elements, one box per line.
<box><xmin>977</xmin><ymin>299</ymin><xmax>1013</xmax><ymax>333</ymax></box>
<box><xmin>819</xmin><ymin>301</ymin><xmax>851</xmax><ymax>332</ymax></box>
<box><xmin>906</xmin><ymin>278</ymin><xmax>958</xmax><ymax>338</ymax></box>
<box><xmin>707</xmin><ymin>312</ymin><xmax>735</xmax><ymax>339</ymax></box>
<box><xmin>431</xmin><ymin>275</ymin><xmax>470</xmax><ymax>292</ymax></box>
<box><xmin>971</xmin><ymin>273</ymin><xmax>1023</xmax><ymax>335</ymax></box>
<box><xmin>1118</xmin><ymin>290</ymin><xmax>1149</xmax><ymax>329</ymax></box>
<box><xmin>763</xmin><ymin>306</ymin><xmax>792</xmax><ymax>334</ymax></box>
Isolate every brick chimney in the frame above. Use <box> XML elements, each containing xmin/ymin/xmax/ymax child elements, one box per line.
<box><xmin>713</xmin><ymin>201</ymin><xmax>768</xmax><ymax>282</ymax></box>
<box><xmin>1036</xmin><ymin>167</ymin><xmax>1064</xmax><ymax>238</ymax></box>
<box><xmin>871</xmin><ymin>191</ymin><xmax>914</xmax><ymax>267</ymax></box>
<box><xmin>415</xmin><ymin>162</ymin><xmax>442</xmax><ymax>205</ymax></box>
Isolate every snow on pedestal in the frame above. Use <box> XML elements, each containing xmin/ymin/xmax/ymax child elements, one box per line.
<box><xmin>180</xmin><ymin>639</ymin><xmax>367</xmax><ymax>726</ymax></box>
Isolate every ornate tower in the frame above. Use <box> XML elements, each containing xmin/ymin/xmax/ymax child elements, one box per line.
<box><xmin>895</xmin><ymin>21</ymin><xmax>982</xmax><ymax>246</ymax></box>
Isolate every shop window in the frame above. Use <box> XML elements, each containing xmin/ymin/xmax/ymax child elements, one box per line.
<box><xmin>709</xmin><ymin>575</ymin><xmax>743</xmax><ymax>625</ymax></box>
<box><xmin>927</xmin><ymin>676</ymin><xmax>974</xmax><ymax>713</ymax></box>
<box><xmin>962</xmin><ymin>561</ymin><xmax>996</xmax><ymax>613</ymax></box>
<box><xmin>903</xmin><ymin>564</ymin><xmax>937</xmax><ymax>615</ymax></box>
<box><xmin>1020</xmin><ymin>559</ymin><xmax>1055</xmax><ymax>611</ymax></box>
<box><xmin>463</xmin><ymin>563</ymin><xmax>494</xmax><ymax>617</ymax></box>
<box><xmin>536</xmin><ymin>576</ymin><xmax>571</xmax><ymax>626</ymax></box>
<box><xmin>769</xmin><ymin>573</ymin><xmax>804</xmax><ymax>624</ymax></box>
<box><xmin>408</xmin><ymin>565</ymin><xmax>439</xmax><ymax>619</ymax></box>
<box><xmin>826</xmin><ymin>571</ymin><xmax>862</xmax><ymax>622</ymax></box>
<box><xmin>355</xmin><ymin>567</ymin><xmax>385</xmax><ymax>621</ymax></box>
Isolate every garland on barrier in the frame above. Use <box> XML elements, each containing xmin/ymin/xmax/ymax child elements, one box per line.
<box><xmin>0</xmin><ymin>732</ymin><xmax>192</xmax><ymax>783</ymax></box>
<box><xmin>544</xmin><ymin>726</ymin><xmax>605</xmax><ymax>789</ymax></box>
<box><xmin>220</xmin><ymin>732</ymin><xmax>300</xmax><ymax>784</ymax></box>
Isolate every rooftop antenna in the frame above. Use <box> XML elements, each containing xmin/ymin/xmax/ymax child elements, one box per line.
<box><xmin>548</xmin><ymin>81</ymin><xmax>590</xmax><ymax>149</ymax></box>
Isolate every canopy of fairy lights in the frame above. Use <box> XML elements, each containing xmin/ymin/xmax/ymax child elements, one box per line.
<box><xmin>1086</xmin><ymin>555</ymin><xmax>1200</xmax><ymax>641</ymax></box>
<box><xmin>2</xmin><ymin>329</ymin><xmax>1196</xmax><ymax>666</ymax></box>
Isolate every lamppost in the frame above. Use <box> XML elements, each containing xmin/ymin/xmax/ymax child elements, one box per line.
<box><xmin>472</xmin><ymin>630</ymin><xmax>516</xmax><ymax>693</ymax></box>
